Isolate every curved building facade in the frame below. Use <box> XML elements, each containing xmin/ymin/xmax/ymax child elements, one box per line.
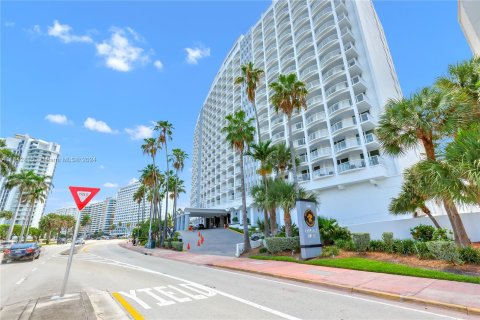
<box><xmin>190</xmin><ymin>0</ymin><xmax>416</xmax><ymax>227</ymax></box>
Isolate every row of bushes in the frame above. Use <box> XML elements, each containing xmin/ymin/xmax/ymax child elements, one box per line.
<box><xmin>336</xmin><ymin>232</ymin><xmax>480</xmax><ymax>265</ymax></box>
<box><xmin>265</xmin><ymin>236</ymin><xmax>300</xmax><ymax>254</ymax></box>
<box><xmin>162</xmin><ymin>239</ymin><xmax>183</xmax><ymax>251</ymax></box>
<box><xmin>410</xmin><ymin>225</ymin><xmax>452</xmax><ymax>242</ymax></box>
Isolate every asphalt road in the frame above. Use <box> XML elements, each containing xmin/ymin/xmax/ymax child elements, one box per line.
<box><xmin>0</xmin><ymin>240</ymin><xmax>473</xmax><ymax>319</ymax></box>
<box><xmin>179</xmin><ymin>229</ymin><xmax>243</xmax><ymax>256</ymax></box>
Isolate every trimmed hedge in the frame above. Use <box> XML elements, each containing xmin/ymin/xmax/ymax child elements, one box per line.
<box><xmin>172</xmin><ymin>241</ymin><xmax>183</xmax><ymax>251</ymax></box>
<box><xmin>321</xmin><ymin>246</ymin><xmax>339</xmax><ymax>258</ymax></box>
<box><xmin>352</xmin><ymin>233</ymin><xmax>370</xmax><ymax>253</ymax></box>
<box><xmin>336</xmin><ymin>239</ymin><xmax>355</xmax><ymax>251</ymax></box>
<box><xmin>265</xmin><ymin>236</ymin><xmax>300</xmax><ymax>254</ymax></box>
<box><xmin>459</xmin><ymin>246</ymin><xmax>480</xmax><ymax>264</ymax></box>
<box><xmin>426</xmin><ymin>241</ymin><xmax>461</xmax><ymax>264</ymax></box>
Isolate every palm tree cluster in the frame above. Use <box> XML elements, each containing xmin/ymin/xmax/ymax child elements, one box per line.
<box><xmin>38</xmin><ymin>213</ymin><xmax>76</xmax><ymax>244</ymax></box>
<box><xmin>135</xmin><ymin>121</ymin><xmax>188</xmax><ymax>247</ymax></box>
<box><xmin>377</xmin><ymin>57</ymin><xmax>480</xmax><ymax>247</ymax></box>
<box><xmin>224</xmin><ymin>64</ymin><xmax>315</xmax><ymax>252</ymax></box>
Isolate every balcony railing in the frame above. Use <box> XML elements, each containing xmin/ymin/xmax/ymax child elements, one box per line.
<box><xmin>369</xmin><ymin>155</ymin><xmax>382</xmax><ymax>166</ymax></box>
<box><xmin>334</xmin><ymin>138</ymin><xmax>361</xmax><ymax>153</ymax></box>
<box><xmin>299</xmin><ymin>154</ymin><xmax>308</xmax><ymax>163</ymax></box>
<box><xmin>272</xmin><ymin>131</ymin><xmax>285</xmax><ymax>141</ymax></box>
<box><xmin>308</xmin><ymin>95</ymin><xmax>323</xmax><ymax>105</ymax></box>
<box><xmin>320</xmin><ymin>49</ymin><xmax>342</xmax><ymax>65</ymax></box>
<box><xmin>316</xmin><ymin>19</ymin><xmax>335</xmax><ymax>35</ymax></box>
<box><xmin>323</xmin><ymin>65</ymin><xmax>345</xmax><ymax>79</ymax></box>
<box><xmin>313</xmin><ymin>167</ymin><xmax>335</xmax><ymax>178</ymax></box>
<box><xmin>338</xmin><ymin>159</ymin><xmax>366</xmax><ymax>173</ymax></box>
<box><xmin>306</xmin><ymin>112</ymin><xmax>326</xmax><ymax>124</ymax></box>
<box><xmin>359</xmin><ymin>112</ymin><xmax>373</xmax><ymax>123</ymax></box>
<box><xmin>313</xmin><ymin>8</ymin><xmax>332</xmax><ymax>24</ymax></box>
<box><xmin>318</xmin><ymin>34</ymin><xmax>337</xmax><ymax>50</ymax></box>
<box><xmin>307</xmin><ymin>79</ymin><xmax>320</xmax><ymax>90</ymax></box>
<box><xmin>308</xmin><ymin>129</ymin><xmax>328</xmax><ymax>142</ymax></box>
<box><xmin>310</xmin><ymin>148</ymin><xmax>331</xmax><ymax>160</ymax></box>
<box><xmin>299</xmin><ymin>50</ymin><xmax>315</xmax><ymax>64</ymax></box>
<box><xmin>364</xmin><ymin>132</ymin><xmax>376</xmax><ymax>143</ymax></box>
<box><xmin>297</xmin><ymin>173</ymin><xmax>311</xmax><ymax>182</ymax></box>
<box><xmin>328</xmin><ymin>99</ymin><xmax>352</xmax><ymax>115</ymax></box>
<box><xmin>300</xmin><ymin>65</ymin><xmax>318</xmax><ymax>77</ymax></box>
<box><xmin>331</xmin><ymin>117</ymin><xmax>356</xmax><ymax>133</ymax></box>
<box><xmin>294</xmin><ymin>138</ymin><xmax>306</xmax><ymax>147</ymax></box>
<box><xmin>325</xmin><ymin>81</ymin><xmax>348</xmax><ymax>97</ymax></box>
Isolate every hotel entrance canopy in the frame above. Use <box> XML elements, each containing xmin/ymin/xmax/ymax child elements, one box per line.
<box><xmin>183</xmin><ymin>207</ymin><xmax>228</xmax><ymax>218</ymax></box>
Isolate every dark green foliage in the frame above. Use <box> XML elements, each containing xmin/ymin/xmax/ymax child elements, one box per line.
<box><xmin>382</xmin><ymin>232</ymin><xmax>394</xmax><ymax>252</ymax></box>
<box><xmin>265</xmin><ymin>236</ymin><xmax>300</xmax><ymax>254</ymax></box>
<box><xmin>317</xmin><ymin>216</ymin><xmax>351</xmax><ymax>245</ymax></box>
<box><xmin>369</xmin><ymin>240</ymin><xmax>387</xmax><ymax>252</ymax></box>
<box><xmin>414</xmin><ymin>241</ymin><xmax>433</xmax><ymax>259</ymax></box>
<box><xmin>336</xmin><ymin>239</ymin><xmax>355</xmax><ymax>251</ymax></box>
<box><xmin>259</xmin><ymin>247</ymin><xmax>268</xmax><ymax>254</ymax></box>
<box><xmin>321</xmin><ymin>246</ymin><xmax>339</xmax><ymax>258</ymax></box>
<box><xmin>458</xmin><ymin>246</ymin><xmax>480</xmax><ymax>264</ymax></box>
<box><xmin>172</xmin><ymin>241</ymin><xmax>183</xmax><ymax>251</ymax></box>
<box><xmin>277</xmin><ymin>224</ymin><xmax>299</xmax><ymax>237</ymax></box>
<box><xmin>426</xmin><ymin>241</ymin><xmax>462</xmax><ymax>264</ymax></box>
<box><xmin>392</xmin><ymin>239</ymin><xmax>416</xmax><ymax>255</ymax></box>
<box><xmin>410</xmin><ymin>224</ymin><xmax>435</xmax><ymax>242</ymax></box>
<box><xmin>352</xmin><ymin>233</ymin><xmax>370</xmax><ymax>253</ymax></box>
<box><xmin>432</xmin><ymin>228</ymin><xmax>453</xmax><ymax>241</ymax></box>
<box><xmin>232</xmin><ymin>217</ymin><xmax>239</xmax><ymax>223</ymax></box>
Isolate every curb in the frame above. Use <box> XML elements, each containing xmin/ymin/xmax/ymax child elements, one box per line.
<box><xmin>208</xmin><ymin>263</ymin><xmax>480</xmax><ymax>316</ymax></box>
<box><xmin>227</xmin><ymin>228</ymin><xmax>244</xmax><ymax>235</ymax></box>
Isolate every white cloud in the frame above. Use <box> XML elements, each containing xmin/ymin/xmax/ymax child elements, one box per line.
<box><xmin>84</xmin><ymin>117</ymin><xmax>117</xmax><ymax>133</ymax></box>
<box><xmin>96</xmin><ymin>28</ymin><xmax>149</xmax><ymax>72</ymax></box>
<box><xmin>125</xmin><ymin>124</ymin><xmax>154</xmax><ymax>140</ymax></box>
<box><xmin>153</xmin><ymin>60</ymin><xmax>163</xmax><ymax>71</ymax></box>
<box><xmin>185</xmin><ymin>46</ymin><xmax>210</xmax><ymax>65</ymax></box>
<box><xmin>103</xmin><ymin>182</ymin><xmax>119</xmax><ymax>188</ymax></box>
<box><xmin>128</xmin><ymin>178</ymin><xmax>138</xmax><ymax>185</ymax></box>
<box><xmin>4</xmin><ymin>21</ymin><xmax>15</xmax><ymax>28</ymax></box>
<box><xmin>45</xmin><ymin>114</ymin><xmax>71</xmax><ymax>125</ymax></box>
<box><xmin>47</xmin><ymin>20</ymin><xmax>92</xmax><ymax>43</ymax></box>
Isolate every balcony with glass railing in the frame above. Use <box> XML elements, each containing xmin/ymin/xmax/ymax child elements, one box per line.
<box><xmin>363</xmin><ymin>132</ymin><xmax>376</xmax><ymax>144</ymax></box>
<box><xmin>297</xmin><ymin>172</ymin><xmax>311</xmax><ymax>182</ymax></box>
<box><xmin>299</xmin><ymin>50</ymin><xmax>316</xmax><ymax>64</ymax></box>
<box><xmin>295</xmin><ymin>26</ymin><xmax>311</xmax><ymax>39</ymax></box>
<box><xmin>306</xmin><ymin>111</ymin><xmax>326</xmax><ymax>125</ymax></box>
<box><xmin>368</xmin><ymin>155</ymin><xmax>383</xmax><ymax>166</ymax></box>
<box><xmin>281</xmin><ymin>52</ymin><xmax>295</xmax><ymax>65</ymax></box>
<box><xmin>359</xmin><ymin>112</ymin><xmax>373</xmax><ymax>123</ymax></box>
<box><xmin>310</xmin><ymin>147</ymin><xmax>331</xmax><ymax>160</ymax></box>
<box><xmin>294</xmin><ymin>137</ymin><xmax>306</xmax><ymax>147</ymax></box>
<box><xmin>325</xmin><ymin>81</ymin><xmax>348</xmax><ymax>97</ymax></box>
<box><xmin>331</xmin><ymin>117</ymin><xmax>356</xmax><ymax>133</ymax></box>
<box><xmin>300</xmin><ymin>65</ymin><xmax>318</xmax><ymax>78</ymax></box>
<box><xmin>320</xmin><ymin>49</ymin><xmax>342</xmax><ymax>66</ymax></box>
<box><xmin>299</xmin><ymin>154</ymin><xmax>308</xmax><ymax>163</ymax></box>
<box><xmin>338</xmin><ymin>159</ymin><xmax>366</xmax><ymax>173</ymax></box>
<box><xmin>293</xmin><ymin>122</ymin><xmax>304</xmax><ymax>132</ymax></box>
<box><xmin>318</xmin><ymin>34</ymin><xmax>337</xmax><ymax>50</ymax></box>
<box><xmin>313</xmin><ymin>7</ymin><xmax>332</xmax><ymax>24</ymax></box>
<box><xmin>307</xmin><ymin>79</ymin><xmax>320</xmax><ymax>90</ymax></box>
<box><xmin>334</xmin><ymin>137</ymin><xmax>361</xmax><ymax>153</ymax></box>
<box><xmin>272</xmin><ymin>131</ymin><xmax>285</xmax><ymax>142</ymax></box>
<box><xmin>313</xmin><ymin>166</ymin><xmax>335</xmax><ymax>178</ymax></box>
<box><xmin>308</xmin><ymin>129</ymin><xmax>328</xmax><ymax>142</ymax></box>
<box><xmin>328</xmin><ymin>99</ymin><xmax>352</xmax><ymax>115</ymax></box>
<box><xmin>307</xmin><ymin>95</ymin><xmax>323</xmax><ymax>106</ymax></box>
<box><xmin>315</xmin><ymin>19</ymin><xmax>335</xmax><ymax>37</ymax></box>
<box><xmin>323</xmin><ymin>65</ymin><xmax>345</xmax><ymax>81</ymax></box>
<box><xmin>284</xmin><ymin>64</ymin><xmax>297</xmax><ymax>74</ymax></box>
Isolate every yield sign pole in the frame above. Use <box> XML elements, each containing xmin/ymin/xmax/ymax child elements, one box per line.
<box><xmin>60</xmin><ymin>186</ymin><xmax>100</xmax><ymax>297</ymax></box>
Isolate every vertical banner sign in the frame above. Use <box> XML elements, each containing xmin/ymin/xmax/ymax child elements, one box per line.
<box><xmin>60</xmin><ymin>186</ymin><xmax>100</xmax><ymax>297</ymax></box>
<box><xmin>295</xmin><ymin>199</ymin><xmax>322</xmax><ymax>259</ymax></box>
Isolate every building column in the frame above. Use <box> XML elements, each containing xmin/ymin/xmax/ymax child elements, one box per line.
<box><xmin>183</xmin><ymin>214</ymin><xmax>190</xmax><ymax>230</ymax></box>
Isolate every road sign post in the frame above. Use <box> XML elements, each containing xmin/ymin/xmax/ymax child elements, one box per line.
<box><xmin>60</xmin><ymin>186</ymin><xmax>100</xmax><ymax>297</ymax></box>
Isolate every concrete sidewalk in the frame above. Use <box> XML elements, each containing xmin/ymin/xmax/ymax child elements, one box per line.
<box><xmin>121</xmin><ymin>242</ymin><xmax>480</xmax><ymax>316</ymax></box>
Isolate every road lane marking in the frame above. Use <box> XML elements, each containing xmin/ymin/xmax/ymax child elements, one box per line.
<box><xmin>112</xmin><ymin>292</ymin><xmax>145</xmax><ymax>320</ymax></box>
<box><xmin>207</xmin><ymin>267</ymin><xmax>460</xmax><ymax>320</ymax></box>
<box><xmin>41</xmin><ymin>262</ymin><xmax>46</xmax><ymax>265</ymax></box>
<box><xmin>16</xmin><ymin>278</ymin><xmax>25</xmax><ymax>285</ymax></box>
<box><xmin>32</xmin><ymin>268</ymin><xmax>38</xmax><ymax>272</ymax></box>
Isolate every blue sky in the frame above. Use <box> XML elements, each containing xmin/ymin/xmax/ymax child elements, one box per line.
<box><xmin>1</xmin><ymin>0</ymin><xmax>472</xmax><ymax>212</ymax></box>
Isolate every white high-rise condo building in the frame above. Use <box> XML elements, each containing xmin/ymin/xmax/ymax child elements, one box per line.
<box><xmin>113</xmin><ymin>182</ymin><xmax>152</xmax><ymax>235</ymax></box>
<box><xmin>189</xmin><ymin>0</ymin><xmax>416</xmax><ymax>227</ymax></box>
<box><xmin>0</xmin><ymin>134</ymin><xmax>60</xmax><ymax>228</ymax></box>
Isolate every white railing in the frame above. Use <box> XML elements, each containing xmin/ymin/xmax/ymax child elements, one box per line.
<box><xmin>295</xmin><ymin>26</ymin><xmax>311</xmax><ymax>38</ymax></box>
<box><xmin>313</xmin><ymin>8</ymin><xmax>332</xmax><ymax>24</ymax></box>
<box><xmin>307</xmin><ymin>79</ymin><xmax>321</xmax><ymax>90</ymax></box>
<box><xmin>323</xmin><ymin>65</ymin><xmax>345</xmax><ymax>79</ymax></box>
<box><xmin>328</xmin><ymin>99</ymin><xmax>352</xmax><ymax>115</ymax></box>
<box><xmin>334</xmin><ymin>138</ymin><xmax>361</xmax><ymax>153</ymax></box>
<box><xmin>300</xmin><ymin>65</ymin><xmax>318</xmax><ymax>77</ymax></box>
<box><xmin>313</xmin><ymin>167</ymin><xmax>335</xmax><ymax>178</ymax></box>
<box><xmin>325</xmin><ymin>81</ymin><xmax>348</xmax><ymax>97</ymax></box>
<box><xmin>272</xmin><ymin>132</ymin><xmax>285</xmax><ymax>141</ymax></box>
<box><xmin>310</xmin><ymin>148</ymin><xmax>331</xmax><ymax>160</ymax></box>
<box><xmin>297</xmin><ymin>173</ymin><xmax>310</xmax><ymax>182</ymax></box>
<box><xmin>331</xmin><ymin>117</ymin><xmax>356</xmax><ymax>133</ymax></box>
<box><xmin>318</xmin><ymin>34</ymin><xmax>337</xmax><ymax>49</ymax></box>
<box><xmin>306</xmin><ymin>112</ymin><xmax>326</xmax><ymax>124</ymax></box>
<box><xmin>299</xmin><ymin>50</ymin><xmax>315</xmax><ymax>64</ymax></box>
<box><xmin>284</xmin><ymin>65</ymin><xmax>296</xmax><ymax>74</ymax></box>
<box><xmin>364</xmin><ymin>132</ymin><xmax>376</xmax><ymax>143</ymax></box>
<box><xmin>316</xmin><ymin>19</ymin><xmax>335</xmax><ymax>35</ymax></box>
<box><xmin>338</xmin><ymin>159</ymin><xmax>366</xmax><ymax>173</ymax></box>
<box><xmin>294</xmin><ymin>138</ymin><xmax>306</xmax><ymax>147</ymax></box>
<box><xmin>369</xmin><ymin>155</ymin><xmax>383</xmax><ymax>166</ymax></box>
<box><xmin>308</xmin><ymin>95</ymin><xmax>323</xmax><ymax>105</ymax></box>
<box><xmin>308</xmin><ymin>129</ymin><xmax>328</xmax><ymax>142</ymax></box>
<box><xmin>281</xmin><ymin>52</ymin><xmax>295</xmax><ymax>64</ymax></box>
<box><xmin>320</xmin><ymin>49</ymin><xmax>341</xmax><ymax>65</ymax></box>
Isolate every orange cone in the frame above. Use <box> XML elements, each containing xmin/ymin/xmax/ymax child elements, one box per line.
<box><xmin>187</xmin><ymin>243</ymin><xmax>190</xmax><ymax>250</ymax></box>
<box><xmin>201</xmin><ymin>236</ymin><xmax>204</xmax><ymax>244</ymax></box>
<box><xmin>197</xmin><ymin>239</ymin><xmax>201</xmax><ymax>246</ymax></box>
<box><xmin>198</xmin><ymin>231</ymin><xmax>201</xmax><ymax>237</ymax></box>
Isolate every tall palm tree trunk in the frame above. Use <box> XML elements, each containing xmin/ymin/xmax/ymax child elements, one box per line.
<box><xmin>420</xmin><ymin>205</ymin><xmax>441</xmax><ymax>229</ymax></box>
<box><xmin>443</xmin><ymin>200</ymin><xmax>470</xmax><ymax>246</ymax></box>
<box><xmin>239</xmin><ymin>152</ymin><xmax>251</xmax><ymax>252</ymax></box>
<box><xmin>22</xmin><ymin>204</ymin><xmax>36</xmax><ymax>242</ymax></box>
<box><xmin>7</xmin><ymin>191</ymin><xmax>22</xmax><ymax>241</ymax></box>
<box><xmin>283</xmin><ymin>206</ymin><xmax>292</xmax><ymax>237</ymax></box>
<box><xmin>173</xmin><ymin>171</ymin><xmax>178</xmax><ymax>232</ymax></box>
<box><xmin>136</xmin><ymin>202</ymin><xmax>140</xmax><ymax>242</ymax></box>
<box><xmin>262</xmin><ymin>176</ymin><xmax>270</xmax><ymax>236</ymax></box>
<box><xmin>147</xmin><ymin>199</ymin><xmax>153</xmax><ymax>246</ymax></box>
<box><xmin>253</xmin><ymin>101</ymin><xmax>261</xmax><ymax>142</ymax></box>
<box><xmin>142</xmin><ymin>197</ymin><xmax>146</xmax><ymax>221</ymax></box>
<box><xmin>287</xmin><ymin>115</ymin><xmax>298</xmax><ymax>185</ymax></box>
<box><xmin>162</xmin><ymin>143</ymin><xmax>170</xmax><ymax>244</ymax></box>
<box><xmin>269</xmin><ymin>208</ymin><xmax>277</xmax><ymax>236</ymax></box>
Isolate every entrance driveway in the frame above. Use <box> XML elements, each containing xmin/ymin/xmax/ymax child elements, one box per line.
<box><xmin>179</xmin><ymin>229</ymin><xmax>243</xmax><ymax>256</ymax></box>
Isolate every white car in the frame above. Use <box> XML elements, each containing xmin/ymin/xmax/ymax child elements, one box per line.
<box><xmin>75</xmin><ymin>238</ymin><xmax>85</xmax><ymax>245</ymax></box>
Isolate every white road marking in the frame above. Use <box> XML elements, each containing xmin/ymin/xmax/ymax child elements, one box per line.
<box><xmin>206</xmin><ymin>267</ymin><xmax>462</xmax><ymax>320</ymax></box>
<box><xmin>41</xmin><ymin>262</ymin><xmax>46</xmax><ymax>265</ymax></box>
<box><xmin>32</xmin><ymin>268</ymin><xmax>38</xmax><ymax>272</ymax></box>
<box><xmin>16</xmin><ymin>278</ymin><xmax>25</xmax><ymax>285</ymax></box>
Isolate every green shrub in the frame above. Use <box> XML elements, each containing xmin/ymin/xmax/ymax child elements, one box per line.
<box><xmin>414</xmin><ymin>241</ymin><xmax>432</xmax><ymax>259</ymax></box>
<box><xmin>321</xmin><ymin>246</ymin><xmax>339</xmax><ymax>258</ymax></box>
<box><xmin>392</xmin><ymin>239</ymin><xmax>416</xmax><ymax>255</ymax></box>
<box><xmin>278</xmin><ymin>224</ymin><xmax>299</xmax><ymax>237</ymax></box>
<box><xmin>140</xmin><ymin>239</ymin><xmax>147</xmax><ymax>246</ymax></box>
<box><xmin>265</xmin><ymin>236</ymin><xmax>300</xmax><ymax>254</ymax></box>
<box><xmin>458</xmin><ymin>246</ymin><xmax>480</xmax><ymax>264</ymax></box>
<box><xmin>232</xmin><ymin>217</ymin><xmax>238</xmax><ymax>223</ymax></box>
<box><xmin>410</xmin><ymin>225</ymin><xmax>435</xmax><ymax>242</ymax></box>
<box><xmin>259</xmin><ymin>247</ymin><xmax>268</xmax><ymax>254</ymax></box>
<box><xmin>256</xmin><ymin>218</ymin><xmax>266</xmax><ymax>233</ymax></box>
<box><xmin>382</xmin><ymin>232</ymin><xmax>394</xmax><ymax>252</ymax></box>
<box><xmin>317</xmin><ymin>216</ymin><xmax>351</xmax><ymax>245</ymax></box>
<box><xmin>432</xmin><ymin>228</ymin><xmax>453</xmax><ymax>241</ymax></box>
<box><xmin>336</xmin><ymin>239</ymin><xmax>355</xmax><ymax>251</ymax></box>
<box><xmin>171</xmin><ymin>241</ymin><xmax>183</xmax><ymax>251</ymax></box>
<box><xmin>352</xmin><ymin>233</ymin><xmax>370</xmax><ymax>253</ymax></box>
<box><xmin>426</xmin><ymin>241</ymin><xmax>462</xmax><ymax>264</ymax></box>
<box><xmin>369</xmin><ymin>240</ymin><xmax>386</xmax><ymax>252</ymax></box>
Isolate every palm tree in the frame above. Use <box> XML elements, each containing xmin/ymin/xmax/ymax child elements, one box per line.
<box><xmin>168</xmin><ymin>176</ymin><xmax>186</xmax><ymax>233</ymax></box>
<box><xmin>21</xmin><ymin>184</ymin><xmax>48</xmax><ymax>242</ymax></box>
<box><xmin>389</xmin><ymin>167</ymin><xmax>441</xmax><ymax>228</ymax></box>
<box><xmin>246</xmin><ymin>140</ymin><xmax>275</xmax><ymax>235</ymax></box>
<box><xmin>0</xmin><ymin>210</ymin><xmax>13</xmax><ymax>221</ymax></box>
<box><xmin>251</xmin><ymin>184</ymin><xmax>269</xmax><ymax>234</ymax></box>
<box><xmin>4</xmin><ymin>170</ymin><xmax>39</xmax><ymax>241</ymax></box>
<box><xmin>269</xmin><ymin>73</ymin><xmax>308</xmax><ymax>185</ymax></box>
<box><xmin>376</xmin><ymin>87</ymin><xmax>471</xmax><ymax>246</ymax></box>
<box><xmin>133</xmin><ymin>184</ymin><xmax>146</xmax><ymax>241</ymax></box>
<box><xmin>0</xmin><ymin>140</ymin><xmax>19</xmax><ymax>177</ymax></box>
<box><xmin>221</xmin><ymin>110</ymin><xmax>256</xmax><ymax>252</ymax></box>
<box><xmin>235</xmin><ymin>62</ymin><xmax>264</xmax><ymax>141</ymax></box>
<box><xmin>271</xmin><ymin>143</ymin><xmax>294</xmax><ymax>180</ymax></box>
<box><xmin>154</xmin><ymin>120</ymin><xmax>174</xmax><ymax>246</ymax></box>
<box><xmin>80</xmin><ymin>214</ymin><xmax>92</xmax><ymax>236</ymax></box>
<box><xmin>171</xmin><ymin>148</ymin><xmax>188</xmax><ymax>232</ymax></box>
<box><xmin>39</xmin><ymin>213</ymin><xmax>58</xmax><ymax>244</ymax></box>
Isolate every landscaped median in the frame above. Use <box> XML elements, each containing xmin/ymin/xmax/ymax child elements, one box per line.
<box><xmin>250</xmin><ymin>255</ymin><xmax>480</xmax><ymax>284</ymax></box>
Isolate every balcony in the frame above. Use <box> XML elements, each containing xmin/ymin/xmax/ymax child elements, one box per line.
<box><xmin>300</xmin><ymin>65</ymin><xmax>318</xmax><ymax>78</ymax></box>
<box><xmin>364</xmin><ymin>132</ymin><xmax>376</xmax><ymax>144</ymax></box>
<box><xmin>323</xmin><ymin>65</ymin><xmax>345</xmax><ymax>81</ymax></box>
<box><xmin>318</xmin><ymin>34</ymin><xmax>337</xmax><ymax>51</ymax></box>
<box><xmin>299</xmin><ymin>50</ymin><xmax>316</xmax><ymax>65</ymax></box>
<box><xmin>331</xmin><ymin>117</ymin><xmax>356</xmax><ymax>133</ymax></box>
<box><xmin>328</xmin><ymin>99</ymin><xmax>352</xmax><ymax>115</ymax></box>
<box><xmin>338</xmin><ymin>159</ymin><xmax>366</xmax><ymax>173</ymax></box>
<box><xmin>359</xmin><ymin>112</ymin><xmax>373</xmax><ymax>123</ymax></box>
<box><xmin>308</xmin><ymin>129</ymin><xmax>329</xmax><ymax>142</ymax></box>
<box><xmin>299</xmin><ymin>154</ymin><xmax>308</xmax><ymax>163</ymax></box>
<box><xmin>325</xmin><ymin>81</ymin><xmax>348</xmax><ymax>97</ymax></box>
<box><xmin>369</xmin><ymin>155</ymin><xmax>383</xmax><ymax>166</ymax></box>
<box><xmin>313</xmin><ymin>8</ymin><xmax>332</xmax><ymax>25</ymax></box>
<box><xmin>310</xmin><ymin>147</ymin><xmax>331</xmax><ymax>160</ymax></box>
<box><xmin>297</xmin><ymin>173</ymin><xmax>311</xmax><ymax>182</ymax></box>
<box><xmin>281</xmin><ymin>52</ymin><xmax>295</xmax><ymax>65</ymax></box>
<box><xmin>315</xmin><ymin>19</ymin><xmax>335</xmax><ymax>37</ymax></box>
<box><xmin>284</xmin><ymin>64</ymin><xmax>296</xmax><ymax>74</ymax></box>
<box><xmin>307</xmin><ymin>79</ymin><xmax>321</xmax><ymax>90</ymax></box>
<box><xmin>294</xmin><ymin>138</ymin><xmax>306</xmax><ymax>147</ymax></box>
<box><xmin>272</xmin><ymin>131</ymin><xmax>285</xmax><ymax>142</ymax></box>
<box><xmin>307</xmin><ymin>95</ymin><xmax>323</xmax><ymax>106</ymax></box>
<box><xmin>295</xmin><ymin>26</ymin><xmax>311</xmax><ymax>40</ymax></box>
<box><xmin>334</xmin><ymin>137</ymin><xmax>361</xmax><ymax>153</ymax></box>
<box><xmin>293</xmin><ymin>122</ymin><xmax>304</xmax><ymax>132</ymax></box>
<box><xmin>306</xmin><ymin>112</ymin><xmax>326</xmax><ymax>125</ymax></box>
<box><xmin>313</xmin><ymin>167</ymin><xmax>335</xmax><ymax>178</ymax></box>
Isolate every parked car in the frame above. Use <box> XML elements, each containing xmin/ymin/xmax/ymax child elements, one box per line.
<box><xmin>75</xmin><ymin>237</ymin><xmax>85</xmax><ymax>245</ymax></box>
<box><xmin>57</xmin><ymin>238</ymin><xmax>67</xmax><ymax>244</ymax></box>
<box><xmin>250</xmin><ymin>233</ymin><xmax>263</xmax><ymax>241</ymax></box>
<box><xmin>0</xmin><ymin>241</ymin><xmax>15</xmax><ymax>252</ymax></box>
<box><xmin>2</xmin><ymin>243</ymin><xmax>41</xmax><ymax>263</ymax></box>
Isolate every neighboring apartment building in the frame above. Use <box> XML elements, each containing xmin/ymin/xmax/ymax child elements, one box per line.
<box><xmin>0</xmin><ymin>134</ymin><xmax>60</xmax><ymax>227</ymax></box>
<box><xmin>55</xmin><ymin>206</ymin><xmax>91</xmax><ymax>234</ymax></box>
<box><xmin>190</xmin><ymin>0</ymin><xmax>416</xmax><ymax>227</ymax></box>
<box><xmin>113</xmin><ymin>182</ymin><xmax>152</xmax><ymax>236</ymax></box>
<box><xmin>458</xmin><ymin>0</ymin><xmax>480</xmax><ymax>56</ymax></box>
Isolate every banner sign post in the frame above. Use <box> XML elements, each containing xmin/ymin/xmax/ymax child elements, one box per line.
<box><xmin>295</xmin><ymin>199</ymin><xmax>322</xmax><ymax>259</ymax></box>
<box><xmin>60</xmin><ymin>186</ymin><xmax>100</xmax><ymax>297</ymax></box>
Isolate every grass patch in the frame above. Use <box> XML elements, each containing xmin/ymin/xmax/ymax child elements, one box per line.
<box><xmin>228</xmin><ymin>227</ymin><xmax>244</xmax><ymax>234</ymax></box>
<box><xmin>250</xmin><ymin>255</ymin><xmax>480</xmax><ymax>284</ymax></box>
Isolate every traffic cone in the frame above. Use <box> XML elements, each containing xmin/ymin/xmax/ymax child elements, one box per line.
<box><xmin>187</xmin><ymin>243</ymin><xmax>190</xmax><ymax>250</ymax></box>
<box><xmin>197</xmin><ymin>239</ymin><xmax>201</xmax><ymax>246</ymax></box>
<box><xmin>198</xmin><ymin>231</ymin><xmax>201</xmax><ymax>237</ymax></box>
<box><xmin>201</xmin><ymin>236</ymin><xmax>204</xmax><ymax>244</ymax></box>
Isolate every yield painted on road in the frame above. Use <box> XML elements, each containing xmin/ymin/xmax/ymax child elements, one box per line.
<box><xmin>117</xmin><ymin>283</ymin><xmax>215</xmax><ymax>310</ymax></box>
